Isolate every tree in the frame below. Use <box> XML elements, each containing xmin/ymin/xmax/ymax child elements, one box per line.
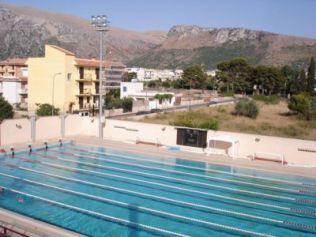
<box><xmin>281</xmin><ymin>65</ymin><xmax>299</xmax><ymax>95</ymax></box>
<box><xmin>252</xmin><ymin>65</ymin><xmax>285</xmax><ymax>95</ymax></box>
<box><xmin>36</xmin><ymin>104</ymin><xmax>59</xmax><ymax>116</ymax></box>
<box><xmin>122</xmin><ymin>72</ymin><xmax>137</xmax><ymax>82</ymax></box>
<box><xmin>307</xmin><ymin>57</ymin><xmax>315</xmax><ymax>93</ymax></box>
<box><xmin>298</xmin><ymin>69</ymin><xmax>308</xmax><ymax>92</ymax></box>
<box><xmin>0</xmin><ymin>96</ymin><xmax>14</xmax><ymax>122</ymax></box>
<box><xmin>216</xmin><ymin>58</ymin><xmax>252</xmax><ymax>93</ymax></box>
<box><xmin>181</xmin><ymin>64</ymin><xmax>207</xmax><ymax>89</ymax></box>
<box><xmin>288</xmin><ymin>93</ymin><xmax>311</xmax><ymax>120</ymax></box>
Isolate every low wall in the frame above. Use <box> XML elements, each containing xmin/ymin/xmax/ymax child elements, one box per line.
<box><xmin>103</xmin><ymin>119</ymin><xmax>316</xmax><ymax>166</ymax></box>
<box><xmin>0</xmin><ymin>118</ymin><xmax>31</xmax><ymax>145</ymax></box>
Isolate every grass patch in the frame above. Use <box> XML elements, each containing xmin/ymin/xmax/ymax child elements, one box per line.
<box><xmin>170</xmin><ymin>110</ymin><xmax>219</xmax><ymax>130</ymax></box>
<box><xmin>252</xmin><ymin>95</ymin><xmax>280</xmax><ymax>104</ymax></box>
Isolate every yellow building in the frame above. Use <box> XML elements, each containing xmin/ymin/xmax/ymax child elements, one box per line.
<box><xmin>27</xmin><ymin>45</ymin><xmax>125</xmax><ymax>114</ymax></box>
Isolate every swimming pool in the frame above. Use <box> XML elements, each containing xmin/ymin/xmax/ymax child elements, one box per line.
<box><xmin>0</xmin><ymin>142</ymin><xmax>315</xmax><ymax>237</ymax></box>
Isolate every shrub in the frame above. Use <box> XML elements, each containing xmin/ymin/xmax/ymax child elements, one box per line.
<box><xmin>252</xmin><ymin>95</ymin><xmax>280</xmax><ymax>104</ymax></box>
<box><xmin>234</xmin><ymin>99</ymin><xmax>259</xmax><ymax>119</ymax></box>
<box><xmin>170</xmin><ymin>111</ymin><xmax>219</xmax><ymax>130</ymax></box>
<box><xmin>288</xmin><ymin>94</ymin><xmax>311</xmax><ymax>120</ymax></box>
<box><xmin>122</xmin><ymin>98</ymin><xmax>133</xmax><ymax>112</ymax></box>
<box><xmin>36</xmin><ymin>103</ymin><xmax>59</xmax><ymax>116</ymax></box>
<box><xmin>0</xmin><ymin>96</ymin><xmax>14</xmax><ymax>122</ymax></box>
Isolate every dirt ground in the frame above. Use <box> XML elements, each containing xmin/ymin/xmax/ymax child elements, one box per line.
<box><xmin>130</xmin><ymin>101</ymin><xmax>316</xmax><ymax>140</ymax></box>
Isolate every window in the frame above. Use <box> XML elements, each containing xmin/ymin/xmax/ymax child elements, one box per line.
<box><xmin>79</xmin><ymin>67</ymin><xmax>84</xmax><ymax>79</ymax></box>
<box><xmin>67</xmin><ymin>73</ymin><xmax>72</xmax><ymax>81</ymax></box>
<box><xmin>123</xmin><ymin>86</ymin><xmax>127</xmax><ymax>92</ymax></box>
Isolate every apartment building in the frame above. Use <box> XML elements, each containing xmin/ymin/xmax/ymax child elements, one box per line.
<box><xmin>27</xmin><ymin>44</ymin><xmax>125</xmax><ymax>113</ymax></box>
<box><xmin>0</xmin><ymin>58</ymin><xmax>28</xmax><ymax>108</ymax></box>
<box><xmin>126</xmin><ymin>67</ymin><xmax>183</xmax><ymax>81</ymax></box>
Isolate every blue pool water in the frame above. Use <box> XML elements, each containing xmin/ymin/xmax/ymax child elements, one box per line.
<box><xmin>0</xmin><ymin>143</ymin><xmax>316</xmax><ymax>237</ymax></box>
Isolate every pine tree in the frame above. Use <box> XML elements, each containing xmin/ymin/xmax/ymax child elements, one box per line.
<box><xmin>299</xmin><ymin>69</ymin><xmax>307</xmax><ymax>92</ymax></box>
<box><xmin>307</xmin><ymin>57</ymin><xmax>315</xmax><ymax>93</ymax></box>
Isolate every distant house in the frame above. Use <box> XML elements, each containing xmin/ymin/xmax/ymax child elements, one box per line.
<box><xmin>120</xmin><ymin>81</ymin><xmax>176</xmax><ymax>110</ymax></box>
<box><xmin>0</xmin><ymin>58</ymin><xmax>28</xmax><ymax>108</ymax></box>
<box><xmin>126</xmin><ymin>67</ymin><xmax>183</xmax><ymax>81</ymax></box>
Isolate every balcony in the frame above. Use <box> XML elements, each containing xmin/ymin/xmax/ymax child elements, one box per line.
<box><xmin>19</xmin><ymin>88</ymin><xmax>28</xmax><ymax>94</ymax></box>
<box><xmin>77</xmin><ymin>88</ymin><xmax>92</xmax><ymax>96</ymax></box>
<box><xmin>76</xmin><ymin>74</ymin><xmax>93</xmax><ymax>82</ymax></box>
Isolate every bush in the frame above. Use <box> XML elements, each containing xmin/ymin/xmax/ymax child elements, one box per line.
<box><xmin>122</xmin><ymin>98</ymin><xmax>133</xmax><ymax>112</ymax></box>
<box><xmin>36</xmin><ymin>103</ymin><xmax>59</xmax><ymax>116</ymax></box>
<box><xmin>288</xmin><ymin>94</ymin><xmax>311</xmax><ymax>120</ymax></box>
<box><xmin>171</xmin><ymin>111</ymin><xmax>219</xmax><ymax>130</ymax></box>
<box><xmin>0</xmin><ymin>96</ymin><xmax>14</xmax><ymax>122</ymax></box>
<box><xmin>252</xmin><ymin>95</ymin><xmax>280</xmax><ymax>104</ymax></box>
<box><xmin>234</xmin><ymin>99</ymin><xmax>259</xmax><ymax>119</ymax></box>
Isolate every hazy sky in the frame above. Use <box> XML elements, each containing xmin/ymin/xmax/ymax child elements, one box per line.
<box><xmin>2</xmin><ymin>0</ymin><xmax>316</xmax><ymax>38</ymax></box>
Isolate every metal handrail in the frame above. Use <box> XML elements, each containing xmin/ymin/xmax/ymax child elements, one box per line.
<box><xmin>0</xmin><ymin>223</ymin><xmax>29</xmax><ymax>237</ymax></box>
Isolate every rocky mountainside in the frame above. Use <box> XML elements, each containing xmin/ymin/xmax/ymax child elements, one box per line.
<box><xmin>129</xmin><ymin>25</ymin><xmax>316</xmax><ymax>69</ymax></box>
<box><xmin>1</xmin><ymin>3</ymin><xmax>316</xmax><ymax>69</ymax></box>
<box><xmin>0</xmin><ymin>3</ymin><xmax>166</xmax><ymax>62</ymax></box>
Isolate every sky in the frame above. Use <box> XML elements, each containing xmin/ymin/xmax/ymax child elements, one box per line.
<box><xmin>2</xmin><ymin>0</ymin><xmax>316</xmax><ymax>39</ymax></box>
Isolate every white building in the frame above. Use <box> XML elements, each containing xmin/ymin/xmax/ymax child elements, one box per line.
<box><xmin>120</xmin><ymin>81</ymin><xmax>176</xmax><ymax>110</ymax></box>
<box><xmin>0</xmin><ymin>58</ymin><xmax>28</xmax><ymax>107</ymax></box>
<box><xmin>126</xmin><ymin>67</ymin><xmax>183</xmax><ymax>81</ymax></box>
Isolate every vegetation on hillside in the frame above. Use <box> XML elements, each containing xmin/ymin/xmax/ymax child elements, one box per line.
<box><xmin>134</xmin><ymin>102</ymin><xmax>316</xmax><ymax>140</ymax></box>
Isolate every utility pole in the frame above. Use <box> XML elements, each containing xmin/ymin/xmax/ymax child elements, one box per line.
<box><xmin>91</xmin><ymin>15</ymin><xmax>109</xmax><ymax>139</ymax></box>
<box><xmin>52</xmin><ymin>72</ymin><xmax>61</xmax><ymax>116</ymax></box>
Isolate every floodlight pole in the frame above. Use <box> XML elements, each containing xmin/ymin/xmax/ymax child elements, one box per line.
<box><xmin>91</xmin><ymin>15</ymin><xmax>109</xmax><ymax>139</ymax></box>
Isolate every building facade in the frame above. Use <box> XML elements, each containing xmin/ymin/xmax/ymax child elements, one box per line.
<box><xmin>27</xmin><ymin>45</ymin><xmax>125</xmax><ymax>114</ymax></box>
<box><xmin>120</xmin><ymin>81</ymin><xmax>176</xmax><ymax>110</ymax></box>
<box><xmin>0</xmin><ymin>58</ymin><xmax>28</xmax><ymax>108</ymax></box>
<box><xmin>126</xmin><ymin>67</ymin><xmax>183</xmax><ymax>81</ymax></box>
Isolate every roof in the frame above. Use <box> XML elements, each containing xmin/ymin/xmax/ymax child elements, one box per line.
<box><xmin>75</xmin><ymin>58</ymin><xmax>126</xmax><ymax>68</ymax></box>
<box><xmin>0</xmin><ymin>58</ymin><xmax>27</xmax><ymax>66</ymax></box>
<box><xmin>47</xmin><ymin>45</ymin><xmax>75</xmax><ymax>56</ymax></box>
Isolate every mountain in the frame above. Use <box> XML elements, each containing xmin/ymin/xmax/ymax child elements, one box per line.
<box><xmin>1</xmin><ymin>3</ymin><xmax>316</xmax><ymax>69</ymax></box>
<box><xmin>129</xmin><ymin>25</ymin><xmax>316</xmax><ymax>69</ymax></box>
<box><xmin>0</xmin><ymin>3</ymin><xmax>166</xmax><ymax>62</ymax></box>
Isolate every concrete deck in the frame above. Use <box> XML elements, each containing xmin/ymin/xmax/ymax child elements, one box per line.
<box><xmin>0</xmin><ymin>208</ymin><xmax>83</xmax><ymax>237</ymax></box>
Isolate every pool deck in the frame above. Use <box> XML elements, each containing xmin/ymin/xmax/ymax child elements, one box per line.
<box><xmin>0</xmin><ymin>208</ymin><xmax>83</xmax><ymax>237</ymax></box>
<box><xmin>1</xmin><ymin>135</ymin><xmax>316</xmax><ymax>236</ymax></box>
<box><xmin>72</xmin><ymin>135</ymin><xmax>316</xmax><ymax>179</ymax></box>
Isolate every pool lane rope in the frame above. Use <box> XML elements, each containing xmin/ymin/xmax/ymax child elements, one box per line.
<box><xmin>47</xmin><ymin>149</ymin><xmax>316</xmax><ymax>197</ymax></box>
<box><xmin>2</xmin><ymin>174</ymin><xmax>314</xmax><ymax>236</ymax></box>
<box><xmin>3</xmin><ymin>161</ymin><xmax>316</xmax><ymax>222</ymax></box>
<box><xmin>5</xmin><ymin>156</ymin><xmax>316</xmax><ymax>219</ymax></box>
<box><xmin>64</xmin><ymin>145</ymin><xmax>316</xmax><ymax>189</ymax></box>
<box><xmin>1</xmin><ymin>172</ymin><xmax>316</xmax><ymax>234</ymax></box>
<box><xmin>32</xmin><ymin>153</ymin><xmax>313</xmax><ymax>205</ymax></box>
<box><xmin>0</xmin><ymin>185</ymin><xmax>188</xmax><ymax>237</ymax></box>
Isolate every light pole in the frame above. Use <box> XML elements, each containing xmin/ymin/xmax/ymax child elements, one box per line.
<box><xmin>52</xmin><ymin>72</ymin><xmax>62</xmax><ymax>116</ymax></box>
<box><xmin>91</xmin><ymin>15</ymin><xmax>109</xmax><ymax>139</ymax></box>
